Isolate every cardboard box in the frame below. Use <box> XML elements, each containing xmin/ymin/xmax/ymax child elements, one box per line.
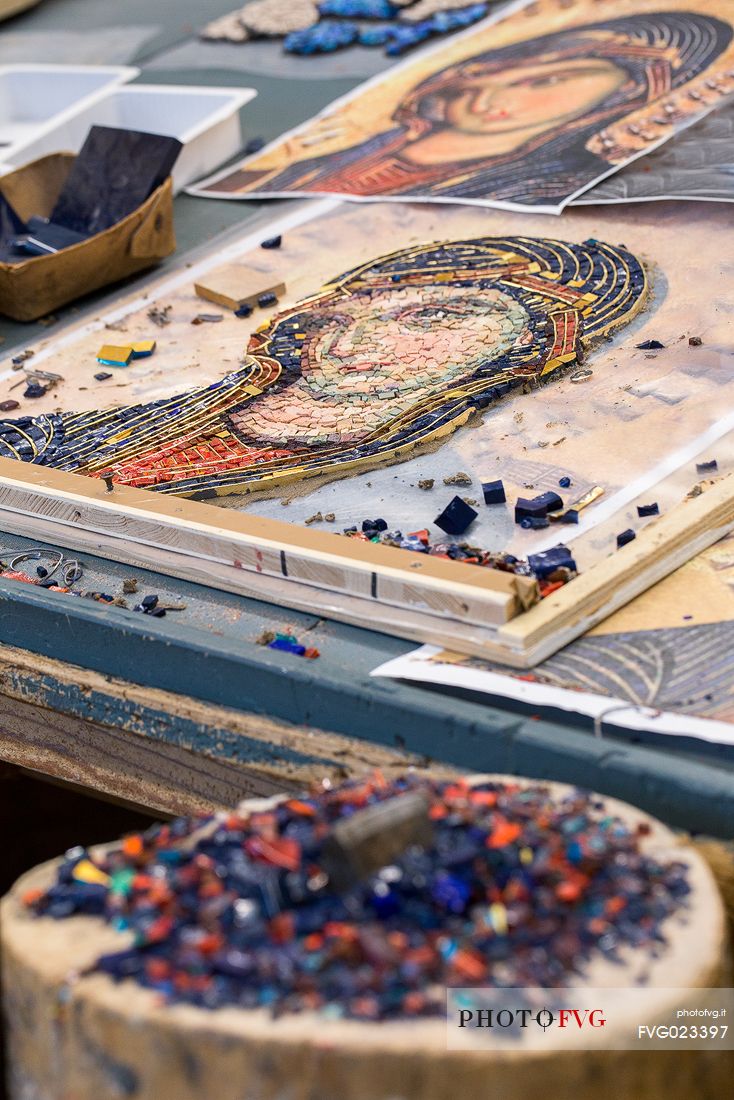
<box><xmin>0</xmin><ymin>0</ymin><xmax>42</xmax><ymax>20</ymax></box>
<box><xmin>0</xmin><ymin>153</ymin><xmax>175</xmax><ymax>322</ymax></box>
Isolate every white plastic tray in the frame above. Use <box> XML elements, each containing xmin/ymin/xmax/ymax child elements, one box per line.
<box><xmin>0</xmin><ymin>83</ymin><xmax>257</xmax><ymax>192</ymax></box>
<box><xmin>0</xmin><ymin>64</ymin><xmax>138</xmax><ymax>162</ymax></box>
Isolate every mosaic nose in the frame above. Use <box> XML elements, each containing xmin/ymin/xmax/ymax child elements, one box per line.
<box><xmin>471</xmin><ymin>85</ymin><xmax>500</xmax><ymax>115</ymax></box>
<box><xmin>330</xmin><ymin>326</ymin><xmax>365</xmax><ymax>359</ymax></box>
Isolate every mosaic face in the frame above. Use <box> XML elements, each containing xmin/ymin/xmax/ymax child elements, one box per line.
<box><xmin>233</xmin><ymin>285</ymin><xmax>530</xmax><ymax>446</ymax></box>
<box><xmin>442</xmin><ymin>58</ymin><xmax>627</xmax><ymax>139</ymax></box>
<box><xmin>196</xmin><ymin>7</ymin><xmax>734</xmax><ymax>208</ymax></box>
<box><xmin>0</xmin><ymin>235</ymin><xmax>647</xmax><ymax>497</ymax></box>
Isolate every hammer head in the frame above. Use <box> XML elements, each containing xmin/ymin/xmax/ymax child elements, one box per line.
<box><xmin>321</xmin><ymin>789</ymin><xmax>433</xmax><ymax>891</ymax></box>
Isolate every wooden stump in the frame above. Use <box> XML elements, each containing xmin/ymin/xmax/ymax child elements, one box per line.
<box><xmin>1</xmin><ymin>780</ymin><xmax>730</xmax><ymax>1100</ymax></box>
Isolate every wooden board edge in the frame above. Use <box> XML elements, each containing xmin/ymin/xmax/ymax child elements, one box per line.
<box><xmin>0</xmin><ymin>457</ymin><xmax>529</xmax><ymax>626</ymax></box>
<box><xmin>2</xmin><ymin>462</ymin><xmax>733</xmax><ymax>667</ymax></box>
<box><xmin>497</xmin><ymin>475</ymin><xmax>734</xmax><ymax>652</ymax></box>
<box><xmin>0</xmin><ymin>519</ymin><xmax>522</xmax><ymax>663</ymax></box>
<box><xmin>0</xmin><ymin>641</ymin><xmax>431</xmax><ymax>815</ymax></box>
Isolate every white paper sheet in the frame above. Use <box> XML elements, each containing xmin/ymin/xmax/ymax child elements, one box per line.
<box><xmin>371</xmin><ymin>644</ymin><xmax>734</xmax><ymax>748</ymax></box>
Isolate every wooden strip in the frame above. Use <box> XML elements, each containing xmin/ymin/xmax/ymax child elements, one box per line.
<box><xmin>495</xmin><ymin>475</ymin><xmax>734</xmax><ymax>663</ymax></box>
<box><xmin>0</xmin><ymin>643</ymin><xmax>432</xmax><ymax>815</ymax></box>
<box><xmin>0</xmin><ymin>507</ymin><xmax>534</xmax><ymax>663</ymax></box>
<box><xmin>0</xmin><ymin>691</ymin><xmax>271</xmax><ymax>818</ymax></box>
<box><xmin>0</xmin><ymin>496</ymin><xmax>719</xmax><ymax>674</ymax></box>
<box><xmin>0</xmin><ymin>457</ymin><xmax>532</xmax><ymax>627</ymax></box>
<box><xmin>194</xmin><ymin>269</ymin><xmax>286</xmax><ymax>312</ymax></box>
<box><xmin>2</xmin><ymin>459</ymin><xmax>734</xmax><ymax>667</ymax></box>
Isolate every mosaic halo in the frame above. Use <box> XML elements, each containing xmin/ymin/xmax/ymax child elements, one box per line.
<box><xmin>0</xmin><ymin>236</ymin><xmax>647</xmax><ymax>498</ymax></box>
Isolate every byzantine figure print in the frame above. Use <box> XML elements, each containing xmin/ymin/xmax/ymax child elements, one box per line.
<box><xmin>193</xmin><ymin>0</ymin><xmax>734</xmax><ymax>211</ymax></box>
<box><xmin>0</xmin><ymin>235</ymin><xmax>647</xmax><ymax>497</ymax></box>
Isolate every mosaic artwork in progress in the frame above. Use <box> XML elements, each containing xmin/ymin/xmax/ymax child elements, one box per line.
<box><xmin>0</xmin><ymin>235</ymin><xmax>646</xmax><ymax>498</ymax></box>
<box><xmin>2</xmin><ymin>200</ymin><xmax>733</xmax><ymax>667</ymax></box>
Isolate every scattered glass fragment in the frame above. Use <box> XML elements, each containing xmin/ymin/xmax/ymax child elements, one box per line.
<box><xmin>434</xmin><ymin>495</ymin><xmax>477</xmax><ymax>535</ymax></box>
<box><xmin>481</xmin><ymin>479</ymin><xmax>506</xmax><ymax>504</ymax></box>
<box><xmin>96</xmin><ymin>345</ymin><xmax>133</xmax><ymax>367</ymax></box>
<box><xmin>26</xmin><ymin>774</ymin><xmax>692</xmax><ymax>1020</ymax></box>
<box><xmin>260</xmin><ymin>630</ymin><xmax>320</xmax><ymax>658</ymax></box>
<box><xmin>131</xmin><ymin>341</ymin><xmax>157</xmax><ymax>358</ymax></box>
<box><xmin>340</xmin><ymin>520</ymin><xmax>576</xmax><ymax>589</ymax></box>
<box><xmin>285</xmin><ymin>19</ymin><xmax>359</xmax><ymax>52</ymax></box>
<box><xmin>23</xmin><ymin>381</ymin><xmax>46</xmax><ymax>398</ymax></box>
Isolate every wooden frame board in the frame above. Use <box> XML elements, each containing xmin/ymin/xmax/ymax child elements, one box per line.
<box><xmin>2</xmin><ymin>456</ymin><xmax>734</xmax><ymax>667</ymax></box>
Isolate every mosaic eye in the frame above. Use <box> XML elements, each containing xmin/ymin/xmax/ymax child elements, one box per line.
<box><xmin>401</xmin><ymin>305</ymin><xmax>463</xmax><ymax>327</ymax></box>
<box><xmin>302</xmin><ymin>311</ymin><xmax>353</xmax><ymax>332</ymax></box>
<box><xmin>517</xmin><ymin>63</ymin><xmax>616</xmax><ymax>91</ymax></box>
